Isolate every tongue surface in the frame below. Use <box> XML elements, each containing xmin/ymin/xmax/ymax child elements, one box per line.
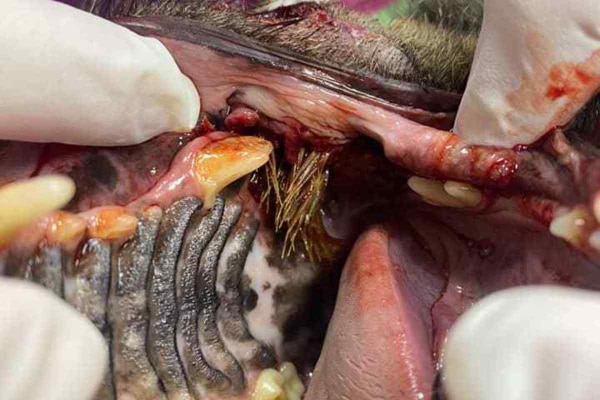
<box><xmin>305</xmin><ymin>224</ymin><xmax>445</xmax><ymax>400</ymax></box>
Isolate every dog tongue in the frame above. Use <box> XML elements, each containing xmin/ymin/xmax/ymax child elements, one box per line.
<box><xmin>305</xmin><ymin>224</ymin><xmax>445</xmax><ymax>400</ymax></box>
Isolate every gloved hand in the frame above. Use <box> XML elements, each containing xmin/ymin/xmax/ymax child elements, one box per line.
<box><xmin>0</xmin><ymin>0</ymin><xmax>200</xmax><ymax>146</ymax></box>
<box><xmin>0</xmin><ymin>278</ymin><xmax>108</xmax><ymax>400</ymax></box>
<box><xmin>454</xmin><ymin>0</ymin><xmax>600</xmax><ymax>147</ymax></box>
<box><xmin>0</xmin><ymin>1</ymin><xmax>201</xmax><ymax>398</ymax></box>
<box><xmin>444</xmin><ymin>0</ymin><xmax>600</xmax><ymax>399</ymax></box>
<box><xmin>443</xmin><ymin>286</ymin><xmax>600</xmax><ymax>400</ymax></box>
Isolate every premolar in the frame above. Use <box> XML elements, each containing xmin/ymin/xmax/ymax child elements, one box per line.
<box><xmin>408</xmin><ymin>176</ymin><xmax>482</xmax><ymax>208</ymax></box>
<box><xmin>86</xmin><ymin>207</ymin><xmax>138</xmax><ymax>241</ymax></box>
<box><xmin>46</xmin><ymin>211</ymin><xmax>86</xmax><ymax>247</ymax></box>
<box><xmin>252</xmin><ymin>362</ymin><xmax>305</xmax><ymax>400</ymax></box>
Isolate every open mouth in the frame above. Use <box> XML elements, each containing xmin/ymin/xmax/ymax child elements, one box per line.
<box><xmin>2</xmin><ymin>1</ymin><xmax>600</xmax><ymax>399</ymax></box>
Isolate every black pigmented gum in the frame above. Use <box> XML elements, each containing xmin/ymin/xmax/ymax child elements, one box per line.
<box><xmin>31</xmin><ymin>245</ymin><xmax>63</xmax><ymax>297</ymax></box>
<box><xmin>176</xmin><ymin>197</ymin><xmax>232</xmax><ymax>395</ymax></box>
<box><xmin>197</xmin><ymin>200</ymin><xmax>245</xmax><ymax>393</ymax></box>
<box><xmin>65</xmin><ymin>239</ymin><xmax>114</xmax><ymax>399</ymax></box>
<box><xmin>217</xmin><ymin>214</ymin><xmax>277</xmax><ymax>370</ymax></box>
<box><xmin>110</xmin><ymin>208</ymin><xmax>166</xmax><ymax>400</ymax></box>
<box><xmin>148</xmin><ymin>197</ymin><xmax>201</xmax><ymax>400</ymax></box>
<box><xmin>241</xmin><ymin>274</ymin><xmax>258</xmax><ymax>313</ymax></box>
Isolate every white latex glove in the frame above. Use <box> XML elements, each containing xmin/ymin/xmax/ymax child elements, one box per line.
<box><xmin>0</xmin><ymin>0</ymin><xmax>200</xmax><ymax>146</ymax></box>
<box><xmin>0</xmin><ymin>278</ymin><xmax>107</xmax><ymax>400</ymax></box>
<box><xmin>443</xmin><ymin>286</ymin><xmax>600</xmax><ymax>400</ymax></box>
<box><xmin>454</xmin><ymin>0</ymin><xmax>600</xmax><ymax>147</ymax></box>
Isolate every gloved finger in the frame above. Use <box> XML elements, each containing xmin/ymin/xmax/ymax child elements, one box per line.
<box><xmin>0</xmin><ymin>0</ymin><xmax>200</xmax><ymax>146</ymax></box>
<box><xmin>0</xmin><ymin>278</ymin><xmax>107</xmax><ymax>400</ymax></box>
<box><xmin>0</xmin><ymin>175</ymin><xmax>75</xmax><ymax>247</ymax></box>
<box><xmin>442</xmin><ymin>286</ymin><xmax>600</xmax><ymax>400</ymax></box>
<box><xmin>454</xmin><ymin>0</ymin><xmax>600</xmax><ymax>147</ymax></box>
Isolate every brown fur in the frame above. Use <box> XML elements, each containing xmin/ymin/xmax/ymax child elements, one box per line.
<box><xmin>123</xmin><ymin>1</ymin><xmax>477</xmax><ymax>92</ymax></box>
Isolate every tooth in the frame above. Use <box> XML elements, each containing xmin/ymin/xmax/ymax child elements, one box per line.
<box><xmin>87</xmin><ymin>207</ymin><xmax>138</xmax><ymax>241</ymax></box>
<box><xmin>46</xmin><ymin>211</ymin><xmax>86</xmax><ymax>246</ymax></box>
<box><xmin>549</xmin><ymin>206</ymin><xmax>594</xmax><ymax>246</ymax></box>
<box><xmin>0</xmin><ymin>175</ymin><xmax>75</xmax><ymax>246</ymax></box>
<box><xmin>252</xmin><ymin>369</ymin><xmax>284</xmax><ymax>400</ymax></box>
<box><xmin>590</xmin><ymin>230</ymin><xmax>600</xmax><ymax>251</ymax></box>
<box><xmin>279</xmin><ymin>362</ymin><xmax>305</xmax><ymax>400</ymax></box>
<box><xmin>252</xmin><ymin>363</ymin><xmax>305</xmax><ymax>400</ymax></box>
<box><xmin>593</xmin><ymin>193</ymin><xmax>600</xmax><ymax>223</ymax></box>
<box><xmin>443</xmin><ymin>180</ymin><xmax>483</xmax><ymax>207</ymax></box>
<box><xmin>194</xmin><ymin>136</ymin><xmax>273</xmax><ymax>208</ymax></box>
<box><xmin>407</xmin><ymin>176</ymin><xmax>469</xmax><ymax>208</ymax></box>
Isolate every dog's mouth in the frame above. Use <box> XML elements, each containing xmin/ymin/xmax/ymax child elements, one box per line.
<box><xmin>3</xmin><ymin>2</ymin><xmax>600</xmax><ymax>400</ymax></box>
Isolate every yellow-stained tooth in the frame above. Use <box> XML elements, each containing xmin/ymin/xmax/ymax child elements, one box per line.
<box><xmin>443</xmin><ymin>180</ymin><xmax>483</xmax><ymax>207</ymax></box>
<box><xmin>279</xmin><ymin>362</ymin><xmax>305</xmax><ymax>400</ymax></box>
<box><xmin>87</xmin><ymin>207</ymin><xmax>138</xmax><ymax>240</ymax></box>
<box><xmin>0</xmin><ymin>175</ymin><xmax>75</xmax><ymax>247</ymax></box>
<box><xmin>253</xmin><ymin>369</ymin><xmax>284</xmax><ymax>400</ymax></box>
<box><xmin>194</xmin><ymin>136</ymin><xmax>273</xmax><ymax>208</ymax></box>
<box><xmin>253</xmin><ymin>362</ymin><xmax>305</xmax><ymax>400</ymax></box>
<box><xmin>46</xmin><ymin>211</ymin><xmax>86</xmax><ymax>245</ymax></box>
<box><xmin>407</xmin><ymin>176</ymin><xmax>467</xmax><ymax>208</ymax></box>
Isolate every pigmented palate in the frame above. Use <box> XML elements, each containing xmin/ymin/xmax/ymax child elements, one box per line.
<box><xmin>4</xmin><ymin>1</ymin><xmax>600</xmax><ymax>400</ymax></box>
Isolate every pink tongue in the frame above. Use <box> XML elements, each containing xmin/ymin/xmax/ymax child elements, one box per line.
<box><xmin>305</xmin><ymin>225</ymin><xmax>445</xmax><ymax>400</ymax></box>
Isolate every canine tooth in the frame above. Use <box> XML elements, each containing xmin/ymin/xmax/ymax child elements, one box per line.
<box><xmin>444</xmin><ymin>181</ymin><xmax>482</xmax><ymax>207</ymax></box>
<box><xmin>194</xmin><ymin>136</ymin><xmax>273</xmax><ymax>208</ymax></box>
<box><xmin>407</xmin><ymin>176</ymin><xmax>468</xmax><ymax>208</ymax></box>
<box><xmin>87</xmin><ymin>207</ymin><xmax>138</xmax><ymax>240</ymax></box>
<box><xmin>0</xmin><ymin>175</ymin><xmax>75</xmax><ymax>246</ymax></box>
<box><xmin>549</xmin><ymin>207</ymin><xmax>594</xmax><ymax>246</ymax></box>
<box><xmin>46</xmin><ymin>211</ymin><xmax>86</xmax><ymax>245</ymax></box>
<box><xmin>253</xmin><ymin>369</ymin><xmax>284</xmax><ymax>400</ymax></box>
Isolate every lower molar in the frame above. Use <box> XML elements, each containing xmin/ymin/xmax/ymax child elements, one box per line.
<box><xmin>252</xmin><ymin>362</ymin><xmax>305</xmax><ymax>400</ymax></box>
